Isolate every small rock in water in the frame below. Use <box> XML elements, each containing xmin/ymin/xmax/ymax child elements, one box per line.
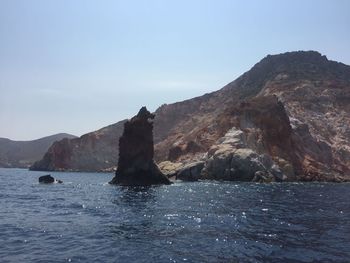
<box><xmin>39</xmin><ymin>175</ymin><xmax>54</xmax><ymax>183</ymax></box>
<box><xmin>38</xmin><ymin>174</ymin><xmax>63</xmax><ymax>184</ymax></box>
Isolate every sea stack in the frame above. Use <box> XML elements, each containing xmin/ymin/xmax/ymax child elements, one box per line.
<box><xmin>109</xmin><ymin>107</ymin><xmax>171</xmax><ymax>186</ymax></box>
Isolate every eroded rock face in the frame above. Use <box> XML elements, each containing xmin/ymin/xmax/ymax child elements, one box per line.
<box><xmin>198</xmin><ymin>99</ymin><xmax>291</xmax><ymax>182</ymax></box>
<box><xmin>230</xmin><ymin>96</ymin><xmax>299</xmax><ymax>180</ymax></box>
<box><xmin>109</xmin><ymin>107</ymin><xmax>171</xmax><ymax>186</ymax></box>
<box><xmin>158</xmin><ymin>126</ymin><xmax>286</xmax><ymax>182</ymax></box>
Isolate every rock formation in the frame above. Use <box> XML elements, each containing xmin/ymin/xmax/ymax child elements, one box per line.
<box><xmin>200</xmin><ymin>96</ymin><xmax>295</xmax><ymax>182</ymax></box>
<box><xmin>38</xmin><ymin>174</ymin><xmax>63</xmax><ymax>184</ymax></box>
<box><xmin>109</xmin><ymin>107</ymin><xmax>171</xmax><ymax>186</ymax></box>
<box><xmin>31</xmin><ymin>51</ymin><xmax>350</xmax><ymax>182</ymax></box>
<box><xmin>176</xmin><ymin>161</ymin><xmax>205</xmax><ymax>181</ymax></box>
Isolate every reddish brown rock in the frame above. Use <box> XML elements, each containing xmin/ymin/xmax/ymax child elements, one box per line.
<box><xmin>109</xmin><ymin>107</ymin><xmax>171</xmax><ymax>186</ymax></box>
<box><xmin>230</xmin><ymin>95</ymin><xmax>301</xmax><ymax>179</ymax></box>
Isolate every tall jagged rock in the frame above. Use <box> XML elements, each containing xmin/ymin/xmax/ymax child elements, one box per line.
<box><xmin>109</xmin><ymin>107</ymin><xmax>171</xmax><ymax>186</ymax></box>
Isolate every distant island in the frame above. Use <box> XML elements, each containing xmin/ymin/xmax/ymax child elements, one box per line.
<box><xmin>28</xmin><ymin>51</ymin><xmax>350</xmax><ymax>182</ymax></box>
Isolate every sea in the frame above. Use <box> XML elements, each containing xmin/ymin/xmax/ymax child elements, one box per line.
<box><xmin>0</xmin><ymin>168</ymin><xmax>349</xmax><ymax>263</ymax></box>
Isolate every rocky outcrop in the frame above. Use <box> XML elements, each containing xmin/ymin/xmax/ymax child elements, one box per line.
<box><xmin>228</xmin><ymin>96</ymin><xmax>299</xmax><ymax>180</ymax></box>
<box><xmin>200</xmin><ymin>124</ymin><xmax>286</xmax><ymax>182</ymax></box>
<box><xmin>109</xmin><ymin>107</ymin><xmax>171</xmax><ymax>186</ymax></box>
<box><xmin>176</xmin><ymin>161</ymin><xmax>205</xmax><ymax>181</ymax></box>
<box><xmin>158</xmin><ymin>161</ymin><xmax>184</xmax><ymax>178</ymax></box>
<box><xmin>203</xmin><ymin>148</ymin><xmax>269</xmax><ymax>181</ymax></box>
<box><xmin>31</xmin><ymin>51</ymin><xmax>350</xmax><ymax>181</ymax></box>
<box><xmin>252</xmin><ymin>171</ymin><xmax>276</xmax><ymax>183</ymax></box>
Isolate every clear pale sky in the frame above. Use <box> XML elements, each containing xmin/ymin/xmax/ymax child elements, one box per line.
<box><xmin>1</xmin><ymin>0</ymin><xmax>349</xmax><ymax>140</ymax></box>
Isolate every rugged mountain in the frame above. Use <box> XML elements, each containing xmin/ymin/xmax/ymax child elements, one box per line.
<box><xmin>154</xmin><ymin>51</ymin><xmax>350</xmax><ymax>181</ymax></box>
<box><xmin>31</xmin><ymin>51</ymin><xmax>350</xmax><ymax>181</ymax></box>
<box><xmin>0</xmin><ymin>133</ymin><xmax>76</xmax><ymax>168</ymax></box>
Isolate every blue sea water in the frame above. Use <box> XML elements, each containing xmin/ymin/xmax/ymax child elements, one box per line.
<box><xmin>0</xmin><ymin>168</ymin><xmax>350</xmax><ymax>262</ymax></box>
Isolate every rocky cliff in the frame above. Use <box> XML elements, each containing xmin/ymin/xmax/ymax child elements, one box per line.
<box><xmin>0</xmin><ymin>133</ymin><xmax>76</xmax><ymax>168</ymax></box>
<box><xmin>30</xmin><ymin>51</ymin><xmax>350</xmax><ymax>181</ymax></box>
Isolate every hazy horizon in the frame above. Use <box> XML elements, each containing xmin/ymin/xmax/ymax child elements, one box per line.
<box><xmin>1</xmin><ymin>0</ymin><xmax>350</xmax><ymax>140</ymax></box>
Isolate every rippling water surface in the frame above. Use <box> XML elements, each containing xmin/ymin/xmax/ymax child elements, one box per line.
<box><xmin>1</xmin><ymin>168</ymin><xmax>350</xmax><ymax>262</ymax></box>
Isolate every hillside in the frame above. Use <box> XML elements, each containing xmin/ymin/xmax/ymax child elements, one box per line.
<box><xmin>0</xmin><ymin>133</ymin><xmax>77</xmax><ymax>168</ymax></box>
<box><xmin>30</xmin><ymin>122</ymin><xmax>126</xmax><ymax>171</ymax></box>
<box><xmin>30</xmin><ymin>51</ymin><xmax>350</xmax><ymax>181</ymax></box>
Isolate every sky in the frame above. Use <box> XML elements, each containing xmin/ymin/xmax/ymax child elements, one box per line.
<box><xmin>1</xmin><ymin>0</ymin><xmax>349</xmax><ymax>140</ymax></box>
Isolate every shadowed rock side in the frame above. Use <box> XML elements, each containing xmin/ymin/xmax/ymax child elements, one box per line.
<box><xmin>109</xmin><ymin>107</ymin><xmax>171</xmax><ymax>186</ymax></box>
